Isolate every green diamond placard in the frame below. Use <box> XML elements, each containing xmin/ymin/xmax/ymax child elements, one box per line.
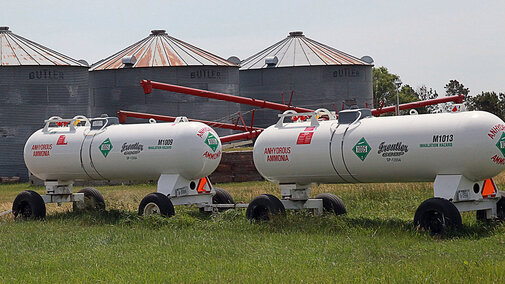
<box><xmin>497</xmin><ymin>132</ymin><xmax>505</xmax><ymax>157</ymax></box>
<box><xmin>205</xmin><ymin>133</ymin><xmax>219</xmax><ymax>152</ymax></box>
<box><xmin>353</xmin><ymin>137</ymin><xmax>371</xmax><ymax>161</ymax></box>
<box><xmin>99</xmin><ymin>138</ymin><xmax>113</xmax><ymax>158</ymax></box>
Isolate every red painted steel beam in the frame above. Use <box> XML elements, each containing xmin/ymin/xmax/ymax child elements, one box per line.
<box><xmin>371</xmin><ymin>95</ymin><xmax>465</xmax><ymax>116</ymax></box>
<box><xmin>141</xmin><ymin>80</ymin><xmax>464</xmax><ymax>117</ymax></box>
<box><xmin>220</xmin><ymin>130</ymin><xmax>263</xmax><ymax>143</ymax></box>
<box><xmin>117</xmin><ymin>110</ymin><xmax>264</xmax><ymax>132</ymax></box>
<box><xmin>140</xmin><ymin>80</ymin><xmax>313</xmax><ymax>113</ymax></box>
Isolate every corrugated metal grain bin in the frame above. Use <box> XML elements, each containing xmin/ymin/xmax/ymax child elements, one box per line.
<box><xmin>89</xmin><ymin>30</ymin><xmax>240</xmax><ymax>133</ymax></box>
<box><xmin>0</xmin><ymin>27</ymin><xmax>89</xmax><ymax>180</ymax></box>
<box><xmin>239</xmin><ymin>31</ymin><xmax>374</xmax><ymax>127</ymax></box>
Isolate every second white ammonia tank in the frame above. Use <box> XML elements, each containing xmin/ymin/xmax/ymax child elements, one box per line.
<box><xmin>25</xmin><ymin>117</ymin><xmax>222</xmax><ymax>182</ymax></box>
<box><xmin>253</xmin><ymin>110</ymin><xmax>505</xmax><ymax>185</ymax></box>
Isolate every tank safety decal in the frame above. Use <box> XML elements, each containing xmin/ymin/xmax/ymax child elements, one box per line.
<box><xmin>147</xmin><ymin>139</ymin><xmax>173</xmax><ymax>150</ymax></box>
<box><xmin>296</xmin><ymin>131</ymin><xmax>314</xmax><ymax>145</ymax></box>
<box><xmin>352</xmin><ymin>137</ymin><xmax>371</xmax><ymax>161</ymax></box>
<box><xmin>419</xmin><ymin>134</ymin><xmax>454</xmax><ymax>148</ymax></box>
<box><xmin>204</xmin><ymin>133</ymin><xmax>219</xmax><ymax>152</ymax></box>
<box><xmin>264</xmin><ymin>147</ymin><xmax>290</xmax><ymax>162</ymax></box>
<box><xmin>31</xmin><ymin>143</ymin><xmax>52</xmax><ymax>157</ymax></box>
<box><xmin>487</xmin><ymin>124</ymin><xmax>505</xmax><ymax>140</ymax></box>
<box><xmin>496</xmin><ymin>133</ymin><xmax>505</xmax><ymax>156</ymax></box>
<box><xmin>99</xmin><ymin>138</ymin><xmax>113</xmax><ymax>158</ymax></box>
<box><xmin>491</xmin><ymin>132</ymin><xmax>505</xmax><ymax>165</ymax></box>
<box><xmin>489</xmin><ymin>125</ymin><xmax>505</xmax><ymax>165</ymax></box>
<box><xmin>56</xmin><ymin>135</ymin><xmax>68</xmax><ymax>145</ymax></box>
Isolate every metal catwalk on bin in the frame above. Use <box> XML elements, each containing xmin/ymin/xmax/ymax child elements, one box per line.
<box><xmin>239</xmin><ymin>31</ymin><xmax>374</xmax><ymax>128</ymax></box>
<box><xmin>89</xmin><ymin>30</ymin><xmax>240</xmax><ymax>134</ymax></box>
<box><xmin>0</xmin><ymin>26</ymin><xmax>89</xmax><ymax>180</ymax></box>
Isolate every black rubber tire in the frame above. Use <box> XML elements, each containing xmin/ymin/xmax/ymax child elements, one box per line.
<box><xmin>213</xmin><ymin>188</ymin><xmax>235</xmax><ymax>205</ymax></box>
<box><xmin>414</xmin><ymin>197</ymin><xmax>462</xmax><ymax>235</ymax></box>
<box><xmin>73</xmin><ymin>187</ymin><xmax>105</xmax><ymax>211</ymax></box>
<box><xmin>246</xmin><ymin>194</ymin><xmax>285</xmax><ymax>221</ymax></box>
<box><xmin>12</xmin><ymin>190</ymin><xmax>46</xmax><ymax>220</ymax></box>
<box><xmin>263</xmin><ymin>194</ymin><xmax>285</xmax><ymax>215</ymax></box>
<box><xmin>315</xmin><ymin>193</ymin><xmax>346</xmax><ymax>215</ymax></box>
<box><xmin>138</xmin><ymin>192</ymin><xmax>175</xmax><ymax>217</ymax></box>
<box><xmin>198</xmin><ymin>188</ymin><xmax>235</xmax><ymax>213</ymax></box>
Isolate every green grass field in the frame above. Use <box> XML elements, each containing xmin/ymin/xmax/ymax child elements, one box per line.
<box><xmin>1</xmin><ymin>173</ymin><xmax>505</xmax><ymax>283</ymax></box>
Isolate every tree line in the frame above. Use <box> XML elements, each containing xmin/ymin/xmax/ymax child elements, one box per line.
<box><xmin>373</xmin><ymin>67</ymin><xmax>505</xmax><ymax>120</ymax></box>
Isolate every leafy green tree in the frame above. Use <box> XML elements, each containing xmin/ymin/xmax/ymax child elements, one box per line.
<box><xmin>416</xmin><ymin>85</ymin><xmax>439</xmax><ymax>113</ymax></box>
<box><xmin>445</xmin><ymin>80</ymin><xmax>470</xmax><ymax>97</ymax></box>
<box><xmin>399</xmin><ymin>84</ymin><xmax>418</xmax><ymax>104</ymax></box>
<box><xmin>444</xmin><ymin>80</ymin><xmax>470</xmax><ymax>111</ymax></box>
<box><xmin>372</xmin><ymin>66</ymin><xmax>441</xmax><ymax>114</ymax></box>
<box><xmin>466</xmin><ymin>92</ymin><xmax>505</xmax><ymax>120</ymax></box>
<box><xmin>372</xmin><ymin>67</ymin><xmax>400</xmax><ymax>108</ymax></box>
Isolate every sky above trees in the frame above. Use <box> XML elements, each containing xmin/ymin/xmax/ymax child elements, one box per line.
<box><xmin>1</xmin><ymin>0</ymin><xmax>504</xmax><ymax>96</ymax></box>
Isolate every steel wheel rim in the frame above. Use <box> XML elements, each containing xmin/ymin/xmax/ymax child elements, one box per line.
<box><xmin>144</xmin><ymin>202</ymin><xmax>161</xmax><ymax>215</ymax></box>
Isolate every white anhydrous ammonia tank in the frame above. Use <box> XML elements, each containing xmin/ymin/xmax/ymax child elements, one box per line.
<box><xmin>254</xmin><ymin>111</ymin><xmax>505</xmax><ymax>185</ymax></box>
<box><xmin>25</xmin><ymin>117</ymin><xmax>222</xmax><ymax>182</ymax></box>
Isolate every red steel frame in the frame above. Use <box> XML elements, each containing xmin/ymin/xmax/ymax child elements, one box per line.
<box><xmin>141</xmin><ymin>79</ymin><xmax>464</xmax><ymax>115</ymax></box>
<box><xmin>141</xmin><ymin>80</ymin><xmax>313</xmax><ymax>113</ymax></box>
<box><xmin>124</xmin><ymin>80</ymin><xmax>465</xmax><ymax>143</ymax></box>
<box><xmin>117</xmin><ymin>110</ymin><xmax>263</xmax><ymax>132</ymax></box>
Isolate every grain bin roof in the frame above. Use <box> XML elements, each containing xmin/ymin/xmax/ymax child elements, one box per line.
<box><xmin>90</xmin><ymin>30</ymin><xmax>236</xmax><ymax>71</ymax></box>
<box><xmin>240</xmin><ymin>31</ymin><xmax>371</xmax><ymax>70</ymax></box>
<box><xmin>0</xmin><ymin>27</ymin><xmax>87</xmax><ymax>67</ymax></box>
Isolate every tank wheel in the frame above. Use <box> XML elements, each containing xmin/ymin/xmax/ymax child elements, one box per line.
<box><xmin>263</xmin><ymin>194</ymin><xmax>286</xmax><ymax>215</ymax></box>
<box><xmin>246</xmin><ymin>194</ymin><xmax>285</xmax><ymax>221</ymax></box>
<box><xmin>213</xmin><ymin>188</ymin><xmax>235</xmax><ymax>205</ymax></box>
<box><xmin>138</xmin><ymin>192</ymin><xmax>175</xmax><ymax>217</ymax></box>
<box><xmin>12</xmin><ymin>190</ymin><xmax>46</xmax><ymax>220</ymax></box>
<box><xmin>73</xmin><ymin>187</ymin><xmax>105</xmax><ymax>211</ymax></box>
<box><xmin>414</xmin><ymin>197</ymin><xmax>462</xmax><ymax>235</ymax></box>
<box><xmin>315</xmin><ymin>193</ymin><xmax>346</xmax><ymax>215</ymax></box>
<box><xmin>200</xmin><ymin>188</ymin><xmax>235</xmax><ymax>213</ymax></box>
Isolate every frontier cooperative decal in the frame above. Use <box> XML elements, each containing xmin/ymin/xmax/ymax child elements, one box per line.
<box><xmin>378</xmin><ymin>141</ymin><xmax>408</xmax><ymax>162</ymax></box>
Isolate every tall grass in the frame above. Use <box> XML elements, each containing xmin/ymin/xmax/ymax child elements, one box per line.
<box><xmin>0</xmin><ymin>172</ymin><xmax>504</xmax><ymax>282</ymax></box>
